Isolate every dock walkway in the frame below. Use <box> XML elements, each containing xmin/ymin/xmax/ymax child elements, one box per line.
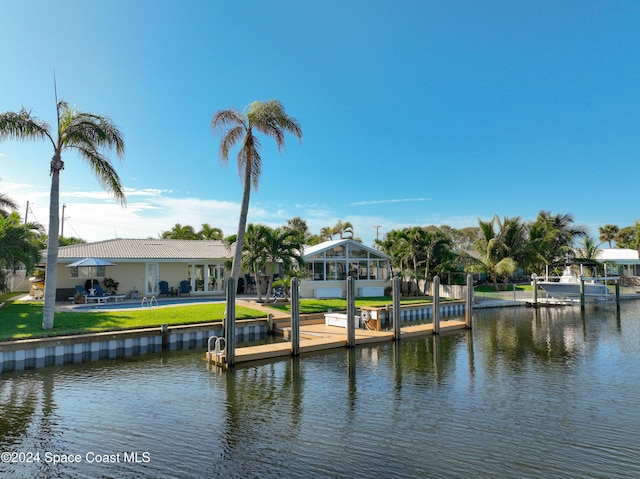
<box><xmin>208</xmin><ymin>318</ymin><xmax>468</xmax><ymax>367</ymax></box>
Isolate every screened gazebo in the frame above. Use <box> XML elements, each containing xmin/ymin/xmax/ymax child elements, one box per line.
<box><xmin>300</xmin><ymin>239</ymin><xmax>391</xmax><ymax>298</ymax></box>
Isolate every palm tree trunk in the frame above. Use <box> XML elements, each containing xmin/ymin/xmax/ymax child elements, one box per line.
<box><xmin>42</xmin><ymin>156</ymin><xmax>61</xmax><ymax>330</ymax></box>
<box><xmin>230</xmin><ymin>162</ymin><xmax>252</xmax><ymax>284</ymax></box>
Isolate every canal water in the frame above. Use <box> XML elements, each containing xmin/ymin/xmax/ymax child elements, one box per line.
<box><xmin>1</xmin><ymin>302</ymin><xmax>640</xmax><ymax>478</ymax></box>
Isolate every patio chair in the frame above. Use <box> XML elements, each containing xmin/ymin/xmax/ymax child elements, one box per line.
<box><xmin>244</xmin><ymin>274</ymin><xmax>257</xmax><ymax>294</ymax></box>
<box><xmin>158</xmin><ymin>281</ymin><xmax>171</xmax><ymax>297</ymax></box>
<box><xmin>179</xmin><ymin>280</ymin><xmax>191</xmax><ymax>296</ymax></box>
<box><xmin>93</xmin><ymin>283</ymin><xmax>110</xmax><ymax>296</ymax></box>
<box><xmin>75</xmin><ymin>285</ymin><xmax>89</xmax><ymax>296</ymax></box>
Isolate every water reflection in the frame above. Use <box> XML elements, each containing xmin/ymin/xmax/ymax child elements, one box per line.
<box><xmin>1</xmin><ymin>302</ymin><xmax>639</xmax><ymax>478</ymax></box>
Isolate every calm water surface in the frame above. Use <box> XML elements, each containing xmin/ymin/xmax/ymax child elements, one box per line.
<box><xmin>1</xmin><ymin>302</ymin><xmax>640</xmax><ymax>478</ymax></box>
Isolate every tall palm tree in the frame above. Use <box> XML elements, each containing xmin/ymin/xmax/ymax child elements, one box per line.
<box><xmin>0</xmin><ymin>101</ymin><xmax>125</xmax><ymax>329</ymax></box>
<box><xmin>598</xmin><ymin>224</ymin><xmax>619</xmax><ymax>248</ymax></box>
<box><xmin>211</xmin><ymin>100</ymin><xmax>302</xmax><ymax>283</ymax></box>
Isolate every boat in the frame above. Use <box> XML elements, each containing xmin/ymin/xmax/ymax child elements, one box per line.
<box><xmin>536</xmin><ymin>265</ymin><xmax>610</xmax><ymax>300</ymax></box>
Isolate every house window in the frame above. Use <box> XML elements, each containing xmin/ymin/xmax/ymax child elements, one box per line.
<box><xmin>69</xmin><ymin>266</ymin><xmax>106</xmax><ymax>278</ymax></box>
<box><xmin>188</xmin><ymin>263</ymin><xmax>224</xmax><ymax>292</ymax></box>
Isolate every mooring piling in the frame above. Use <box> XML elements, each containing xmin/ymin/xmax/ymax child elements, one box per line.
<box><xmin>291</xmin><ymin>277</ymin><xmax>300</xmax><ymax>356</ymax></box>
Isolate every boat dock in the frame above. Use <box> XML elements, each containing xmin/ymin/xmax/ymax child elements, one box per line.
<box><xmin>207</xmin><ymin>318</ymin><xmax>468</xmax><ymax>367</ymax></box>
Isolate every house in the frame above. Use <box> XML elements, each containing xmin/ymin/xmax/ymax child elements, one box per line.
<box><xmin>596</xmin><ymin>248</ymin><xmax>640</xmax><ymax>277</ymax></box>
<box><xmin>299</xmin><ymin>238</ymin><xmax>392</xmax><ymax>298</ymax></box>
<box><xmin>45</xmin><ymin>237</ymin><xmax>392</xmax><ymax>301</ymax></box>
<box><xmin>47</xmin><ymin>239</ymin><xmax>234</xmax><ymax>300</ymax></box>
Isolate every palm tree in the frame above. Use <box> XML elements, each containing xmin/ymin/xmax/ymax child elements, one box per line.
<box><xmin>0</xmin><ymin>101</ymin><xmax>125</xmax><ymax>329</ymax></box>
<box><xmin>333</xmin><ymin>220</ymin><xmax>354</xmax><ymax>239</ymax></box>
<box><xmin>259</xmin><ymin>226</ymin><xmax>304</xmax><ymax>300</ymax></box>
<box><xmin>615</xmin><ymin>221</ymin><xmax>640</xmax><ymax>250</ymax></box>
<box><xmin>463</xmin><ymin>216</ymin><xmax>521</xmax><ymax>290</ymax></box>
<box><xmin>198</xmin><ymin>223</ymin><xmax>224</xmax><ymax>240</ymax></box>
<box><xmin>319</xmin><ymin>226</ymin><xmax>334</xmax><ymax>241</ymax></box>
<box><xmin>284</xmin><ymin>217</ymin><xmax>310</xmax><ymax>244</ymax></box>
<box><xmin>0</xmin><ymin>212</ymin><xmax>43</xmax><ymax>292</ymax></box>
<box><xmin>598</xmin><ymin>224</ymin><xmax>619</xmax><ymax>248</ymax></box>
<box><xmin>161</xmin><ymin>223</ymin><xmax>198</xmax><ymax>239</ymax></box>
<box><xmin>240</xmin><ymin>224</ymin><xmax>270</xmax><ymax>302</ymax></box>
<box><xmin>211</xmin><ymin>100</ymin><xmax>302</xmax><ymax>283</ymax></box>
<box><xmin>0</xmin><ymin>192</ymin><xmax>19</xmax><ymax>217</ymax></box>
<box><xmin>239</xmin><ymin>224</ymin><xmax>304</xmax><ymax>302</ymax></box>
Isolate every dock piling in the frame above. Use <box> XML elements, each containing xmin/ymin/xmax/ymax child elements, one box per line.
<box><xmin>392</xmin><ymin>277</ymin><xmax>401</xmax><ymax>340</ymax></box>
<box><xmin>291</xmin><ymin>277</ymin><xmax>300</xmax><ymax>356</ymax></box>
<box><xmin>224</xmin><ymin>277</ymin><xmax>236</xmax><ymax>367</ymax></box>
<box><xmin>346</xmin><ymin>277</ymin><xmax>356</xmax><ymax>347</ymax></box>
<box><xmin>432</xmin><ymin>275</ymin><xmax>440</xmax><ymax>334</ymax></box>
<box><xmin>465</xmin><ymin>274</ymin><xmax>473</xmax><ymax>329</ymax></box>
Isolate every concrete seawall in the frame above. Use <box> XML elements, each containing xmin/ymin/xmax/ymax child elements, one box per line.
<box><xmin>0</xmin><ymin>319</ymin><xmax>267</xmax><ymax>373</ymax></box>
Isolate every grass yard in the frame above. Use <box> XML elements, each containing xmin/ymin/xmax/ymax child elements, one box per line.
<box><xmin>474</xmin><ymin>283</ymin><xmax>533</xmax><ymax>293</ymax></box>
<box><xmin>0</xmin><ymin>294</ymin><xmax>450</xmax><ymax>342</ymax></box>
<box><xmin>0</xmin><ymin>298</ymin><xmax>261</xmax><ymax>342</ymax></box>
<box><xmin>266</xmin><ymin>296</ymin><xmax>436</xmax><ymax>314</ymax></box>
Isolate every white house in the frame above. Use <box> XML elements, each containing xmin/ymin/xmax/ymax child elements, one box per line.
<box><xmin>596</xmin><ymin>248</ymin><xmax>640</xmax><ymax>277</ymax></box>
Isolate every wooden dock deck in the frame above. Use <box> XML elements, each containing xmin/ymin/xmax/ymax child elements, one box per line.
<box><xmin>207</xmin><ymin>319</ymin><xmax>468</xmax><ymax>367</ymax></box>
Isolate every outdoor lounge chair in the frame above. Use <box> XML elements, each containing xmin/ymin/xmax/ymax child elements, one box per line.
<box><xmin>158</xmin><ymin>281</ymin><xmax>171</xmax><ymax>297</ymax></box>
<box><xmin>244</xmin><ymin>274</ymin><xmax>257</xmax><ymax>294</ymax></box>
<box><xmin>179</xmin><ymin>280</ymin><xmax>191</xmax><ymax>296</ymax></box>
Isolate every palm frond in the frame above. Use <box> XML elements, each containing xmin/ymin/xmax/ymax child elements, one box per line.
<box><xmin>0</xmin><ymin>108</ymin><xmax>53</xmax><ymax>146</ymax></box>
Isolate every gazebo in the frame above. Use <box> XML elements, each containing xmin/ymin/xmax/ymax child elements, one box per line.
<box><xmin>299</xmin><ymin>239</ymin><xmax>391</xmax><ymax>298</ymax></box>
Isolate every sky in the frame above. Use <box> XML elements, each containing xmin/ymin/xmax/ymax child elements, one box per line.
<box><xmin>1</xmin><ymin>0</ymin><xmax>639</xmax><ymax>247</ymax></box>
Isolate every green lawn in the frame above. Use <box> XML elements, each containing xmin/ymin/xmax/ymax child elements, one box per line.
<box><xmin>474</xmin><ymin>283</ymin><xmax>533</xmax><ymax>293</ymax></box>
<box><xmin>0</xmin><ymin>299</ymin><xmax>261</xmax><ymax>342</ymax></box>
<box><xmin>0</xmin><ymin>295</ymin><xmax>447</xmax><ymax>342</ymax></box>
<box><xmin>265</xmin><ymin>296</ymin><xmax>436</xmax><ymax>314</ymax></box>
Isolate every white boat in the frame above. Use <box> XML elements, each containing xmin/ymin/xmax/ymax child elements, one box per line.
<box><xmin>537</xmin><ymin>266</ymin><xmax>609</xmax><ymax>299</ymax></box>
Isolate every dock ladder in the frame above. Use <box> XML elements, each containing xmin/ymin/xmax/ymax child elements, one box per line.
<box><xmin>207</xmin><ymin>336</ymin><xmax>226</xmax><ymax>366</ymax></box>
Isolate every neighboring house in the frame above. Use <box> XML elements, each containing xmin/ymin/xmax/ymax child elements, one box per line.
<box><xmin>596</xmin><ymin>248</ymin><xmax>640</xmax><ymax>277</ymax></box>
<box><xmin>299</xmin><ymin>238</ymin><xmax>392</xmax><ymax>298</ymax></box>
<box><xmin>45</xmin><ymin>239</ymin><xmax>234</xmax><ymax>301</ymax></box>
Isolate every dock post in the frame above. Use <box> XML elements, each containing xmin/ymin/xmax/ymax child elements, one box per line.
<box><xmin>580</xmin><ymin>277</ymin><xmax>585</xmax><ymax>311</ymax></box>
<box><xmin>392</xmin><ymin>277</ymin><xmax>401</xmax><ymax>340</ymax></box>
<box><xmin>291</xmin><ymin>277</ymin><xmax>300</xmax><ymax>356</ymax></box>
<box><xmin>615</xmin><ymin>279</ymin><xmax>620</xmax><ymax>312</ymax></box>
<box><xmin>465</xmin><ymin>274</ymin><xmax>473</xmax><ymax>329</ymax></box>
<box><xmin>225</xmin><ymin>277</ymin><xmax>236</xmax><ymax>367</ymax></box>
<box><xmin>532</xmin><ymin>276</ymin><xmax>538</xmax><ymax>306</ymax></box>
<box><xmin>432</xmin><ymin>275</ymin><xmax>440</xmax><ymax>334</ymax></box>
<box><xmin>346</xmin><ymin>277</ymin><xmax>356</xmax><ymax>348</ymax></box>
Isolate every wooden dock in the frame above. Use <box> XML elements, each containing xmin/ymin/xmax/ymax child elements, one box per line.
<box><xmin>207</xmin><ymin>319</ymin><xmax>468</xmax><ymax>367</ymax></box>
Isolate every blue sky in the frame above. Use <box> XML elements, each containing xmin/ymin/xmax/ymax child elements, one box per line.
<box><xmin>1</xmin><ymin>0</ymin><xmax>639</xmax><ymax>246</ymax></box>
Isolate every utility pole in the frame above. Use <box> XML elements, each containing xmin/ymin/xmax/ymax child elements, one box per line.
<box><xmin>60</xmin><ymin>203</ymin><xmax>66</xmax><ymax>238</ymax></box>
<box><xmin>373</xmin><ymin>225</ymin><xmax>382</xmax><ymax>241</ymax></box>
<box><xmin>24</xmin><ymin>201</ymin><xmax>29</xmax><ymax>223</ymax></box>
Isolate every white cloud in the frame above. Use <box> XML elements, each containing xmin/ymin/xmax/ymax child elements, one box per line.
<box><xmin>350</xmin><ymin>198</ymin><xmax>432</xmax><ymax>206</ymax></box>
